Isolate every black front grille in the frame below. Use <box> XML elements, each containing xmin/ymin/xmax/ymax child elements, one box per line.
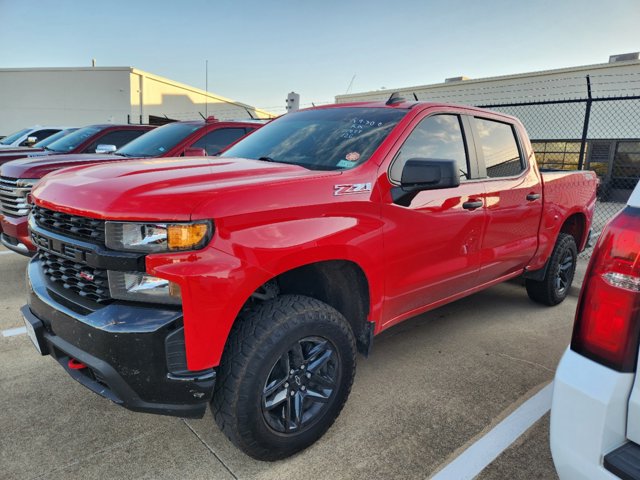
<box><xmin>40</xmin><ymin>250</ymin><xmax>111</xmax><ymax>304</ymax></box>
<box><xmin>33</xmin><ymin>205</ymin><xmax>105</xmax><ymax>244</ymax></box>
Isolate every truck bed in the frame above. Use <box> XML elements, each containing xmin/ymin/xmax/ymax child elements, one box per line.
<box><xmin>538</xmin><ymin>169</ymin><xmax>599</xmax><ymax>255</ymax></box>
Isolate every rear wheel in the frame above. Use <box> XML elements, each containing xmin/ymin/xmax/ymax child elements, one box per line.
<box><xmin>526</xmin><ymin>233</ymin><xmax>577</xmax><ymax>306</ymax></box>
<box><xmin>211</xmin><ymin>295</ymin><xmax>356</xmax><ymax>461</ymax></box>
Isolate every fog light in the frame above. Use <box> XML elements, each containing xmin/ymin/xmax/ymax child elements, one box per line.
<box><xmin>108</xmin><ymin>271</ymin><xmax>181</xmax><ymax>305</ymax></box>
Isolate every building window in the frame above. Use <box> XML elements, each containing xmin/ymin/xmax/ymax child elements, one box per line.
<box><xmin>531</xmin><ymin>141</ymin><xmax>585</xmax><ymax>172</ymax></box>
<box><xmin>613</xmin><ymin>141</ymin><xmax>640</xmax><ymax>186</ymax></box>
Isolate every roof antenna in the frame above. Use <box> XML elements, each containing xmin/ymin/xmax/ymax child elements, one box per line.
<box><xmin>312</xmin><ymin>102</ymin><xmax>316</xmax><ymax>107</ymax></box>
<box><xmin>244</xmin><ymin>107</ymin><xmax>255</xmax><ymax>119</ymax></box>
<box><xmin>198</xmin><ymin>112</ymin><xmax>206</xmax><ymax>120</ymax></box>
<box><xmin>413</xmin><ymin>92</ymin><xmax>419</xmax><ymax>101</ymax></box>
<box><xmin>386</xmin><ymin>91</ymin><xmax>406</xmax><ymax>105</ymax></box>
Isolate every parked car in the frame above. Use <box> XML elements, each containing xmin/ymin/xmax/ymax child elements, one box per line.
<box><xmin>0</xmin><ymin>119</ymin><xmax>262</xmax><ymax>255</ymax></box>
<box><xmin>551</xmin><ymin>181</ymin><xmax>640</xmax><ymax>479</ymax></box>
<box><xmin>0</xmin><ymin>128</ymin><xmax>79</xmax><ymax>155</ymax></box>
<box><xmin>0</xmin><ymin>125</ymin><xmax>72</xmax><ymax>149</ymax></box>
<box><xmin>0</xmin><ymin>124</ymin><xmax>154</xmax><ymax>166</ymax></box>
<box><xmin>21</xmin><ymin>101</ymin><xmax>597</xmax><ymax>460</ymax></box>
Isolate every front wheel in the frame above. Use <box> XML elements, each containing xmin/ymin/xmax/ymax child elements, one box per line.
<box><xmin>526</xmin><ymin>233</ymin><xmax>577</xmax><ymax>306</ymax></box>
<box><xmin>211</xmin><ymin>295</ymin><xmax>356</xmax><ymax>461</ymax></box>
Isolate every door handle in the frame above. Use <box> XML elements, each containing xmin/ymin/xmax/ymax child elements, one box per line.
<box><xmin>462</xmin><ymin>200</ymin><xmax>483</xmax><ymax>210</ymax></box>
<box><xmin>526</xmin><ymin>193</ymin><xmax>541</xmax><ymax>201</ymax></box>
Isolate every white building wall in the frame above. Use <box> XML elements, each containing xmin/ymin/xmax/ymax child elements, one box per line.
<box><xmin>0</xmin><ymin>67</ymin><xmax>274</xmax><ymax>136</ymax></box>
<box><xmin>336</xmin><ymin>60</ymin><xmax>640</xmax><ymax>140</ymax></box>
<box><xmin>129</xmin><ymin>69</ymin><xmax>273</xmax><ymax>123</ymax></box>
<box><xmin>0</xmin><ymin>68</ymin><xmax>132</xmax><ymax>135</ymax></box>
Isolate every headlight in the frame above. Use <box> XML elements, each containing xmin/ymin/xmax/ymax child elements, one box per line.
<box><xmin>108</xmin><ymin>271</ymin><xmax>182</xmax><ymax>305</ymax></box>
<box><xmin>105</xmin><ymin>221</ymin><xmax>212</xmax><ymax>253</ymax></box>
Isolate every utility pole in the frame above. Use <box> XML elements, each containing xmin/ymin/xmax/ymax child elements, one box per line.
<box><xmin>205</xmin><ymin>60</ymin><xmax>209</xmax><ymax>118</ymax></box>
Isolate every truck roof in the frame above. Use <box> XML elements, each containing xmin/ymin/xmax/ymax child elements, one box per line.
<box><xmin>310</xmin><ymin>100</ymin><xmax>520</xmax><ymax>123</ymax></box>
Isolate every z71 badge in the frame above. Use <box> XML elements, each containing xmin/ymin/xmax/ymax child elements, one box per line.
<box><xmin>334</xmin><ymin>183</ymin><xmax>372</xmax><ymax>196</ymax></box>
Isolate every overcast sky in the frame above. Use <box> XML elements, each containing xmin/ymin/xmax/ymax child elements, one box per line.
<box><xmin>1</xmin><ymin>0</ymin><xmax>639</xmax><ymax>114</ymax></box>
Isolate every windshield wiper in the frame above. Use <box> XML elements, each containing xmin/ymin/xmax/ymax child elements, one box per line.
<box><xmin>258</xmin><ymin>156</ymin><xmax>277</xmax><ymax>163</ymax></box>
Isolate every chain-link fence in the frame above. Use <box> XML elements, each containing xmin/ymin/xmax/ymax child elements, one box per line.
<box><xmin>478</xmin><ymin>76</ymin><xmax>640</xmax><ymax>258</ymax></box>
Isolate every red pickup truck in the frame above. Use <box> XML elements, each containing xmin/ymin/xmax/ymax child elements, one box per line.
<box><xmin>0</xmin><ymin>124</ymin><xmax>153</xmax><ymax>166</ymax></box>
<box><xmin>0</xmin><ymin>119</ymin><xmax>262</xmax><ymax>255</ymax></box>
<box><xmin>22</xmin><ymin>101</ymin><xmax>597</xmax><ymax>460</ymax></box>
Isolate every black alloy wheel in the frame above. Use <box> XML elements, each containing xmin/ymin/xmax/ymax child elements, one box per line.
<box><xmin>262</xmin><ymin>336</ymin><xmax>340</xmax><ymax>434</ymax></box>
<box><xmin>555</xmin><ymin>249</ymin><xmax>574</xmax><ymax>296</ymax></box>
<box><xmin>526</xmin><ymin>232</ymin><xmax>577</xmax><ymax>306</ymax></box>
<box><xmin>212</xmin><ymin>295</ymin><xmax>357</xmax><ymax>461</ymax></box>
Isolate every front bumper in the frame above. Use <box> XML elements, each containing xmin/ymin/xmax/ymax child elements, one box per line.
<box><xmin>0</xmin><ymin>214</ymin><xmax>33</xmax><ymax>256</ymax></box>
<box><xmin>24</xmin><ymin>257</ymin><xmax>216</xmax><ymax>418</ymax></box>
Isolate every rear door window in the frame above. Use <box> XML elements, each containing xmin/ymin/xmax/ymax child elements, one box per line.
<box><xmin>473</xmin><ymin>118</ymin><xmax>524</xmax><ymax>178</ymax></box>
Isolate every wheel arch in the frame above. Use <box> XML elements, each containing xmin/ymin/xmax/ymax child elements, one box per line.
<box><xmin>560</xmin><ymin>212</ymin><xmax>588</xmax><ymax>251</ymax></box>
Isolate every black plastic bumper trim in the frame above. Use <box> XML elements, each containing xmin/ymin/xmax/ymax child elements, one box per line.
<box><xmin>0</xmin><ymin>232</ymin><xmax>33</xmax><ymax>256</ymax></box>
<box><xmin>605</xmin><ymin>441</ymin><xmax>640</xmax><ymax>480</ymax></box>
<box><xmin>21</xmin><ymin>304</ymin><xmax>214</xmax><ymax>418</ymax></box>
<box><xmin>25</xmin><ymin>259</ymin><xmax>217</xmax><ymax>419</ymax></box>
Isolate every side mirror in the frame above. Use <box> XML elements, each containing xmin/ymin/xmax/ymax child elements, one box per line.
<box><xmin>26</xmin><ymin>136</ymin><xmax>38</xmax><ymax>146</ymax></box>
<box><xmin>95</xmin><ymin>144</ymin><xmax>117</xmax><ymax>154</ymax></box>
<box><xmin>400</xmin><ymin>158</ymin><xmax>460</xmax><ymax>192</ymax></box>
<box><xmin>183</xmin><ymin>147</ymin><xmax>207</xmax><ymax>157</ymax></box>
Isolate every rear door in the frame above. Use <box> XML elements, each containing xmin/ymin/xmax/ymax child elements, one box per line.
<box><xmin>468</xmin><ymin>116</ymin><xmax>543</xmax><ymax>282</ymax></box>
<box><xmin>380</xmin><ymin>112</ymin><xmax>487</xmax><ymax>327</ymax></box>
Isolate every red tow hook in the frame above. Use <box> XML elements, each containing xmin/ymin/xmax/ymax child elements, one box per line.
<box><xmin>68</xmin><ymin>358</ymin><xmax>87</xmax><ymax>370</ymax></box>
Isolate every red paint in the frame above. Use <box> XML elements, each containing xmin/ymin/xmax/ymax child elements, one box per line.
<box><xmin>31</xmin><ymin>102</ymin><xmax>598</xmax><ymax>371</ymax></box>
<box><xmin>1</xmin><ymin>121</ymin><xmax>261</xmax><ymax>252</ymax></box>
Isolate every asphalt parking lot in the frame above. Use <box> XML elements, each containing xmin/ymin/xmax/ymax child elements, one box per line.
<box><xmin>0</xmin><ymin>244</ymin><xmax>586</xmax><ymax>480</ymax></box>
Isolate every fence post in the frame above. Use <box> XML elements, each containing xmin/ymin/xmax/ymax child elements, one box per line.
<box><xmin>578</xmin><ymin>75</ymin><xmax>592</xmax><ymax>170</ymax></box>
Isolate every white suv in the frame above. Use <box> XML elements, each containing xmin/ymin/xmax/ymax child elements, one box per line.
<box><xmin>551</xmin><ymin>182</ymin><xmax>640</xmax><ymax>479</ymax></box>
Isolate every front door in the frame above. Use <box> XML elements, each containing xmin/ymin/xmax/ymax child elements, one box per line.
<box><xmin>380</xmin><ymin>113</ymin><xmax>487</xmax><ymax>328</ymax></box>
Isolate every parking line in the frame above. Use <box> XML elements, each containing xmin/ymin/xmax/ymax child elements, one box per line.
<box><xmin>2</xmin><ymin>326</ymin><xmax>27</xmax><ymax>337</ymax></box>
<box><xmin>0</xmin><ymin>250</ymin><xmax>15</xmax><ymax>256</ymax></box>
<box><xmin>431</xmin><ymin>382</ymin><xmax>553</xmax><ymax>480</ymax></box>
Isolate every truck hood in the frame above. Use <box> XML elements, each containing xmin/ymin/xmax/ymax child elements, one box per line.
<box><xmin>33</xmin><ymin>157</ymin><xmax>339</xmax><ymax>221</ymax></box>
<box><xmin>0</xmin><ymin>147</ymin><xmax>42</xmax><ymax>155</ymax></box>
<box><xmin>2</xmin><ymin>153</ymin><xmax>120</xmax><ymax>178</ymax></box>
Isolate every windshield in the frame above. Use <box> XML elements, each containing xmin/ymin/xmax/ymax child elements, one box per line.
<box><xmin>0</xmin><ymin>128</ymin><xmax>31</xmax><ymax>145</ymax></box>
<box><xmin>221</xmin><ymin>107</ymin><xmax>407</xmax><ymax>170</ymax></box>
<box><xmin>34</xmin><ymin>129</ymin><xmax>78</xmax><ymax>148</ymax></box>
<box><xmin>116</xmin><ymin>122</ymin><xmax>200</xmax><ymax>158</ymax></box>
<box><xmin>46</xmin><ymin>126</ymin><xmax>102</xmax><ymax>152</ymax></box>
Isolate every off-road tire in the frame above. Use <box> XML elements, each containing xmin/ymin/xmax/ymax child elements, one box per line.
<box><xmin>211</xmin><ymin>294</ymin><xmax>357</xmax><ymax>461</ymax></box>
<box><xmin>526</xmin><ymin>233</ymin><xmax>577</xmax><ymax>306</ymax></box>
